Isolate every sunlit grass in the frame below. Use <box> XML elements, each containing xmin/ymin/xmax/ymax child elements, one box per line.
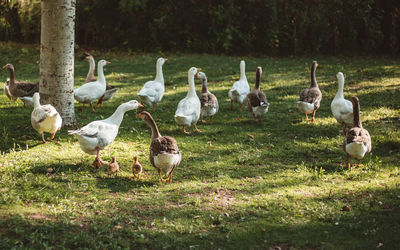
<box><xmin>0</xmin><ymin>43</ymin><xmax>399</xmax><ymax>248</ymax></box>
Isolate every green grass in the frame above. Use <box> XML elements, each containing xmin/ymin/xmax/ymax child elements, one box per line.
<box><xmin>0</xmin><ymin>42</ymin><xmax>400</xmax><ymax>249</ymax></box>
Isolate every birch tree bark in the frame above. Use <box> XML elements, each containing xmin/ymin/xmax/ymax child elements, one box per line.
<box><xmin>40</xmin><ymin>0</ymin><xmax>76</xmax><ymax>126</ymax></box>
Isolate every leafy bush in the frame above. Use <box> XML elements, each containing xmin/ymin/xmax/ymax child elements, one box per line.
<box><xmin>0</xmin><ymin>0</ymin><xmax>399</xmax><ymax>55</ymax></box>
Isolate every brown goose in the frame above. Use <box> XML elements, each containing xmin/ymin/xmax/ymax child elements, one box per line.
<box><xmin>137</xmin><ymin>111</ymin><xmax>181</xmax><ymax>183</ymax></box>
<box><xmin>246</xmin><ymin>66</ymin><xmax>269</xmax><ymax>122</ymax></box>
<box><xmin>82</xmin><ymin>52</ymin><xmax>97</xmax><ymax>83</ymax></box>
<box><xmin>197</xmin><ymin>72</ymin><xmax>219</xmax><ymax>123</ymax></box>
<box><xmin>3</xmin><ymin>64</ymin><xmax>38</xmax><ymax>98</ymax></box>
<box><xmin>81</xmin><ymin>52</ymin><xmax>118</xmax><ymax>108</ymax></box>
<box><xmin>4</xmin><ymin>78</ymin><xmax>17</xmax><ymax>102</ymax></box>
<box><xmin>131</xmin><ymin>156</ymin><xmax>143</xmax><ymax>179</ymax></box>
<box><xmin>344</xmin><ymin>96</ymin><xmax>372</xmax><ymax>168</ymax></box>
<box><xmin>297</xmin><ymin>61</ymin><xmax>322</xmax><ymax>124</ymax></box>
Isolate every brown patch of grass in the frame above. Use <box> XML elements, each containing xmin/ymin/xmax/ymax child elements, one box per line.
<box><xmin>28</xmin><ymin>213</ymin><xmax>56</xmax><ymax>221</ymax></box>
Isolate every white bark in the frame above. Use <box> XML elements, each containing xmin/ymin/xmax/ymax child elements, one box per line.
<box><xmin>40</xmin><ymin>0</ymin><xmax>76</xmax><ymax>126</ymax></box>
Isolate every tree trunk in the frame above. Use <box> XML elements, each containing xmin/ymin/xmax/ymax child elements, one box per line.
<box><xmin>40</xmin><ymin>0</ymin><xmax>76</xmax><ymax>127</ymax></box>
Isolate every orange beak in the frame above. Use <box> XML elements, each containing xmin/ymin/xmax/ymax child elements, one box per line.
<box><xmin>164</xmin><ymin>58</ymin><xmax>168</xmax><ymax>62</ymax></box>
<box><xmin>2</xmin><ymin>65</ymin><xmax>7</xmax><ymax>69</ymax></box>
<box><xmin>106</xmin><ymin>61</ymin><xmax>111</xmax><ymax>65</ymax></box>
<box><xmin>195</xmin><ymin>68</ymin><xmax>201</xmax><ymax>77</ymax></box>
<box><xmin>138</xmin><ymin>103</ymin><xmax>144</xmax><ymax>108</ymax></box>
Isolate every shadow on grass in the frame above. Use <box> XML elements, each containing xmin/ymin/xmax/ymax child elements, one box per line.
<box><xmin>0</xmin><ymin>186</ymin><xmax>399</xmax><ymax>249</ymax></box>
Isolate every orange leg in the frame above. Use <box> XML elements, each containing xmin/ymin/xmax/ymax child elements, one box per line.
<box><xmin>158</xmin><ymin>169</ymin><xmax>165</xmax><ymax>183</ymax></box>
<box><xmin>80</xmin><ymin>104</ymin><xmax>85</xmax><ymax>112</ymax></box>
<box><xmin>312</xmin><ymin>110</ymin><xmax>316</xmax><ymax>124</ymax></box>
<box><xmin>152</xmin><ymin>104</ymin><xmax>156</xmax><ymax>113</ymax></box>
<box><xmin>183</xmin><ymin>126</ymin><xmax>190</xmax><ymax>134</ymax></box>
<box><xmin>41</xmin><ymin>133</ymin><xmax>47</xmax><ymax>143</ymax></box>
<box><xmin>166</xmin><ymin>173</ymin><xmax>173</xmax><ymax>184</ymax></box>
<box><xmin>90</xmin><ymin>103</ymin><xmax>96</xmax><ymax>112</ymax></box>
<box><xmin>345</xmin><ymin>153</ymin><xmax>350</xmax><ymax>170</ymax></box>
<box><xmin>305</xmin><ymin>113</ymin><xmax>310</xmax><ymax>121</ymax></box>
<box><xmin>92</xmin><ymin>150</ymin><xmax>107</xmax><ymax>168</ymax></box>
<box><xmin>194</xmin><ymin>123</ymin><xmax>201</xmax><ymax>133</ymax></box>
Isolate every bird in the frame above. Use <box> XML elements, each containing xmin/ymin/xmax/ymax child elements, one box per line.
<box><xmin>4</xmin><ymin>78</ymin><xmax>17</xmax><ymax>102</ymax></box>
<box><xmin>344</xmin><ymin>96</ymin><xmax>372</xmax><ymax>168</ymax></box>
<box><xmin>82</xmin><ymin>52</ymin><xmax>97</xmax><ymax>83</ymax></box>
<box><xmin>197</xmin><ymin>72</ymin><xmax>219</xmax><ymax>123</ymax></box>
<box><xmin>137</xmin><ymin>111</ymin><xmax>181</xmax><ymax>183</ymax></box>
<box><xmin>107</xmin><ymin>156</ymin><xmax>120</xmax><ymax>177</ymax></box>
<box><xmin>31</xmin><ymin>93</ymin><xmax>62</xmax><ymax>143</ymax></box>
<box><xmin>68</xmin><ymin>100</ymin><xmax>143</xmax><ymax>168</ymax></box>
<box><xmin>246</xmin><ymin>66</ymin><xmax>269</xmax><ymax>122</ymax></box>
<box><xmin>297</xmin><ymin>61</ymin><xmax>322</xmax><ymax>124</ymax></box>
<box><xmin>331</xmin><ymin>72</ymin><xmax>353</xmax><ymax>134</ymax></box>
<box><xmin>2</xmin><ymin>64</ymin><xmax>39</xmax><ymax>98</ymax></box>
<box><xmin>228</xmin><ymin>60</ymin><xmax>250</xmax><ymax>110</ymax></box>
<box><xmin>137</xmin><ymin>57</ymin><xmax>168</xmax><ymax>112</ymax></box>
<box><xmin>74</xmin><ymin>59</ymin><xmax>110</xmax><ymax>112</ymax></box>
<box><xmin>81</xmin><ymin>52</ymin><xmax>118</xmax><ymax>108</ymax></box>
<box><xmin>174</xmin><ymin>67</ymin><xmax>201</xmax><ymax>134</ymax></box>
<box><xmin>19</xmin><ymin>96</ymin><xmax>34</xmax><ymax>108</ymax></box>
<box><xmin>131</xmin><ymin>156</ymin><xmax>143</xmax><ymax>179</ymax></box>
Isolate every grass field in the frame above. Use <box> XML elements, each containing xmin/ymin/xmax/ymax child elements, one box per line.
<box><xmin>0</xmin><ymin>43</ymin><xmax>399</xmax><ymax>249</ymax></box>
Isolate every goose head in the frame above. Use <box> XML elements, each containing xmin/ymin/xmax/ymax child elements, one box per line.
<box><xmin>240</xmin><ymin>60</ymin><xmax>245</xmax><ymax>70</ymax></box>
<box><xmin>157</xmin><ymin>57</ymin><xmax>168</xmax><ymax>66</ymax></box>
<box><xmin>98</xmin><ymin>59</ymin><xmax>111</xmax><ymax>67</ymax></box>
<box><xmin>2</xmin><ymin>64</ymin><xmax>14</xmax><ymax>70</ymax></box>
<box><xmin>196</xmin><ymin>72</ymin><xmax>207</xmax><ymax>80</ymax></box>
<box><xmin>336</xmin><ymin>72</ymin><xmax>344</xmax><ymax>82</ymax></box>
<box><xmin>188</xmin><ymin>67</ymin><xmax>201</xmax><ymax>78</ymax></box>
<box><xmin>33</xmin><ymin>92</ymin><xmax>40</xmax><ymax>101</ymax></box>
<box><xmin>81</xmin><ymin>52</ymin><xmax>93</xmax><ymax>61</ymax></box>
<box><xmin>120</xmin><ymin>100</ymin><xmax>143</xmax><ymax>112</ymax></box>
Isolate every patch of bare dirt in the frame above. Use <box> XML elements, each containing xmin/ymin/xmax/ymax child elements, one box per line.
<box><xmin>28</xmin><ymin>213</ymin><xmax>56</xmax><ymax>221</ymax></box>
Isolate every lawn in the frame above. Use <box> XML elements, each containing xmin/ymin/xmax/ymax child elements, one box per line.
<box><xmin>0</xmin><ymin>43</ymin><xmax>399</xmax><ymax>249</ymax></box>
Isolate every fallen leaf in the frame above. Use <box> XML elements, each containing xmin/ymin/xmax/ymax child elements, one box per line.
<box><xmin>341</xmin><ymin>205</ymin><xmax>352</xmax><ymax>212</ymax></box>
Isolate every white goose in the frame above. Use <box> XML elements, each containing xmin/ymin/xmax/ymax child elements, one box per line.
<box><xmin>175</xmin><ymin>67</ymin><xmax>201</xmax><ymax>134</ymax></box>
<box><xmin>228</xmin><ymin>60</ymin><xmax>250</xmax><ymax>110</ymax></box>
<box><xmin>19</xmin><ymin>96</ymin><xmax>34</xmax><ymax>107</ymax></box>
<box><xmin>68</xmin><ymin>100</ymin><xmax>143</xmax><ymax>167</ymax></box>
<box><xmin>74</xmin><ymin>59</ymin><xmax>110</xmax><ymax>112</ymax></box>
<box><xmin>331</xmin><ymin>72</ymin><xmax>353</xmax><ymax>133</ymax></box>
<box><xmin>31</xmin><ymin>93</ymin><xmax>62</xmax><ymax>143</ymax></box>
<box><xmin>81</xmin><ymin>52</ymin><xmax>118</xmax><ymax>107</ymax></box>
<box><xmin>138</xmin><ymin>57</ymin><xmax>167</xmax><ymax>112</ymax></box>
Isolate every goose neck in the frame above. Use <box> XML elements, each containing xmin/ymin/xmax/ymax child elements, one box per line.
<box><xmin>144</xmin><ymin>115</ymin><xmax>161</xmax><ymax>139</ymax></box>
<box><xmin>352</xmin><ymin>99</ymin><xmax>362</xmax><ymax>128</ymax></box>
<box><xmin>310</xmin><ymin>64</ymin><xmax>318</xmax><ymax>88</ymax></box>
<box><xmin>105</xmin><ymin>104</ymin><xmax>127</xmax><ymax>126</ymax></box>
<box><xmin>155</xmin><ymin>62</ymin><xmax>164</xmax><ymax>83</ymax></box>
<box><xmin>187</xmin><ymin>72</ymin><xmax>197</xmax><ymax>96</ymax></box>
<box><xmin>239</xmin><ymin>65</ymin><xmax>246</xmax><ymax>81</ymax></box>
<box><xmin>97</xmin><ymin>63</ymin><xmax>106</xmax><ymax>83</ymax></box>
<box><xmin>88</xmin><ymin>57</ymin><xmax>95</xmax><ymax>80</ymax></box>
<box><xmin>33</xmin><ymin>96</ymin><xmax>41</xmax><ymax>108</ymax></box>
<box><xmin>335</xmin><ymin>78</ymin><xmax>344</xmax><ymax>99</ymax></box>
<box><xmin>7</xmin><ymin>67</ymin><xmax>15</xmax><ymax>85</ymax></box>
<box><xmin>254</xmin><ymin>71</ymin><xmax>261</xmax><ymax>90</ymax></box>
<box><xmin>201</xmin><ymin>78</ymin><xmax>208</xmax><ymax>93</ymax></box>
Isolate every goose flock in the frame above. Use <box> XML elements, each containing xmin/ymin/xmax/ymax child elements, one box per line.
<box><xmin>2</xmin><ymin>56</ymin><xmax>372</xmax><ymax>182</ymax></box>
